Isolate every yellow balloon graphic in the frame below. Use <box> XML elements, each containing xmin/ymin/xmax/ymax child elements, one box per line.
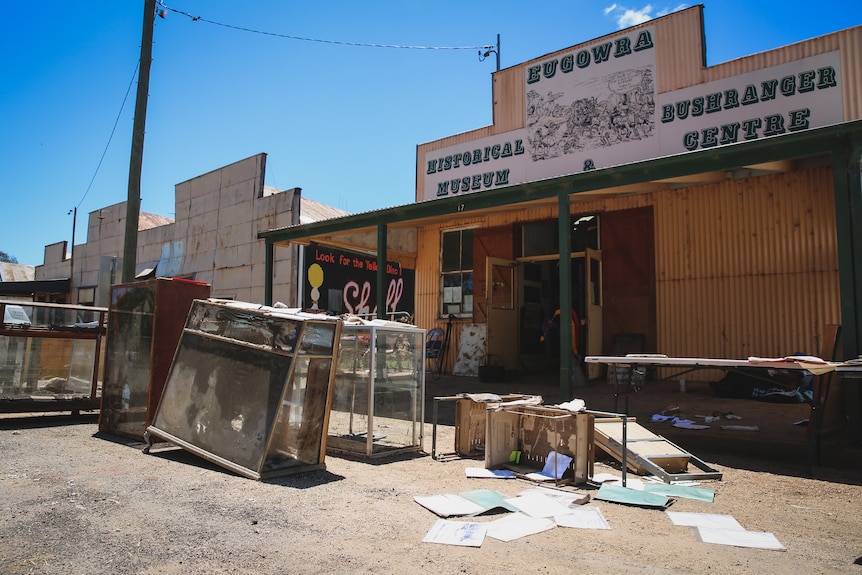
<box><xmin>308</xmin><ymin>263</ymin><xmax>324</xmax><ymax>288</ymax></box>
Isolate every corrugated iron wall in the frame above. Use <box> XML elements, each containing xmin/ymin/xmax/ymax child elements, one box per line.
<box><xmin>414</xmin><ymin>166</ymin><xmax>840</xmax><ymax>377</ymax></box>
<box><xmin>655</xmin><ymin>166</ymin><xmax>840</xmax><ymax>379</ymax></box>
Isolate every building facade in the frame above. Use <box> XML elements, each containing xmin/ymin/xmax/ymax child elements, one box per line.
<box><xmin>258</xmin><ymin>5</ymin><xmax>862</xmax><ymax>437</ymax></box>
<box><xmin>33</xmin><ymin>153</ymin><xmax>346</xmax><ymax>308</ymax></box>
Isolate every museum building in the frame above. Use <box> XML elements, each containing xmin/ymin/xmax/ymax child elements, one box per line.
<box><xmin>258</xmin><ymin>5</ymin><xmax>862</xmax><ymax>442</ymax></box>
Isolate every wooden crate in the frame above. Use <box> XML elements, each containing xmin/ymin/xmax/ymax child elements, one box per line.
<box><xmin>484</xmin><ymin>405</ymin><xmax>594</xmax><ymax>485</ymax></box>
<box><xmin>453</xmin><ymin>394</ymin><xmax>538</xmax><ymax>457</ymax></box>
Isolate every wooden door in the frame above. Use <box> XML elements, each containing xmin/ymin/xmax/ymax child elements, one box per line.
<box><xmin>485</xmin><ymin>258</ymin><xmax>518</xmax><ymax>370</ymax></box>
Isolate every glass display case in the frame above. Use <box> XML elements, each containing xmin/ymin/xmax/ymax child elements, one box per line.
<box><xmin>0</xmin><ymin>300</ymin><xmax>107</xmax><ymax>413</ymax></box>
<box><xmin>145</xmin><ymin>299</ymin><xmax>343</xmax><ymax>480</ymax></box>
<box><xmin>99</xmin><ymin>278</ymin><xmax>211</xmax><ymax>440</ymax></box>
<box><xmin>328</xmin><ymin>320</ymin><xmax>425</xmax><ymax>458</ymax></box>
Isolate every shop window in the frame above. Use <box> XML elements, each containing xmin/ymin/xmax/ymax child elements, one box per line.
<box><xmin>440</xmin><ymin>229</ymin><xmax>473</xmax><ymax>318</ymax></box>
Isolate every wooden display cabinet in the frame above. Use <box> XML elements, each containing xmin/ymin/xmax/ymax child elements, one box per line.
<box><xmin>99</xmin><ymin>278</ymin><xmax>211</xmax><ymax>440</ymax></box>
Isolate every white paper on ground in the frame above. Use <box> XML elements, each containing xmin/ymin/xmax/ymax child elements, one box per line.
<box><xmin>465</xmin><ymin>467</ymin><xmax>516</xmax><ymax>479</ymax></box>
<box><xmin>555</xmin><ymin>506</ymin><xmax>611</xmax><ymax>530</ymax></box>
<box><xmin>666</xmin><ymin>512</ymin><xmax>745</xmax><ymax>530</ymax></box>
<box><xmin>505</xmin><ymin>492</ymin><xmax>575</xmax><ymax>518</ymax></box>
<box><xmin>695</xmin><ymin>526</ymin><xmax>786</xmax><ymax>551</ymax></box>
<box><xmin>673</xmin><ymin>421</ymin><xmax>711</xmax><ymax>430</ymax></box>
<box><xmin>517</xmin><ymin>485</ymin><xmax>586</xmax><ymax>505</ymax></box>
<box><xmin>414</xmin><ymin>494</ymin><xmax>486</xmax><ymax>517</ymax></box>
<box><xmin>485</xmin><ymin>512</ymin><xmax>556</xmax><ymax>542</ymax></box>
<box><xmin>422</xmin><ymin>519</ymin><xmax>487</xmax><ymax>547</ymax></box>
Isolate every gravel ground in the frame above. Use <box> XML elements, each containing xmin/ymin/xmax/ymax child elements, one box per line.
<box><xmin>1</xmin><ymin>374</ymin><xmax>861</xmax><ymax>575</ymax></box>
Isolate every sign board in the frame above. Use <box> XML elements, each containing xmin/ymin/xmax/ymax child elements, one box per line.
<box><xmin>421</xmin><ymin>25</ymin><xmax>843</xmax><ymax>201</ymax></box>
<box><xmin>302</xmin><ymin>244</ymin><xmax>415</xmax><ymax>318</ymax></box>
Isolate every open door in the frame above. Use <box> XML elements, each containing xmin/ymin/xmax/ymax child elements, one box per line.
<box><xmin>486</xmin><ymin>258</ymin><xmax>518</xmax><ymax>371</ymax></box>
<box><xmin>584</xmin><ymin>248</ymin><xmax>603</xmax><ymax>379</ymax></box>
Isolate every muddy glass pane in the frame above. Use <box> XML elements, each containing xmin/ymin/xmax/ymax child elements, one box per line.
<box><xmin>264</xmin><ymin>356</ymin><xmax>332</xmax><ymax>472</ymax></box>
<box><xmin>101</xmin><ymin>286</ymin><xmax>155</xmax><ymax>437</ymax></box>
<box><xmin>152</xmin><ymin>331</ymin><xmax>292</xmax><ymax>473</ymax></box>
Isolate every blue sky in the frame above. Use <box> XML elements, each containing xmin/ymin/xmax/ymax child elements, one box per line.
<box><xmin>1</xmin><ymin>1</ymin><xmax>860</xmax><ymax>266</ymax></box>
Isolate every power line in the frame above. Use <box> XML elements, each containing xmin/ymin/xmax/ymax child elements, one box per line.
<box><xmin>157</xmin><ymin>2</ymin><xmax>492</xmax><ymax>51</ymax></box>
<box><xmin>75</xmin><ymin>61</ymin><xmax>140</xmax><ymax>210</ymax></box>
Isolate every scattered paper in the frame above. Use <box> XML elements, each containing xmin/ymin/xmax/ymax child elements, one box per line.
<box><xmin>505</xmin><ymin>492</ymin><xmax>575</xmax><ymax>518</ymax></box>
<box><xmin>422</xmin><ymin>519</ymin><xmax>486</xmax><ymax>547</ymax></box>
<box><xmin>644</xmin><ymin>483</ymin><xmax>715</xmax><ymax>502</ymax></box>
<box><xmin>458</xmin><ymin>489</ymin><xmax>520</xmax><ymax>514</ymax></box>
<box><xmin>556</xmin><ymin>398</ymin><xmax>586</xmax><ymax>412</ymax></box>
<box><xmin>414</xmin><ymin>494</ymin><xmax>485</xmax><ymax>517</ymax></box>
<box><xmin>695</xmin><ymin>526</ymin><xmax>786</xmax><ymax>551</ymax></box>
<box><xmin>465</xmin><ymin>467</ymin><xmax>516</xmax><ymax>479</ymax></box>
<box><xmin>555</xmin><ymin>506</ymin><xmax>611</xmax><ymax>530</ymax></box>
<box><xmin>673</xmin><ymin>420</ymin><xmax>711</xmax><ymax>430</ymax></box>
<box><xmin>666</xmin><ymin>512</ymin><xmax>744</xmax><ymax>530</ymax></box>
<box><xmin>667</xmin><ymin>512</ymin><xmax>785</xmax><ymax>550</ymax></box>
<box><xmin>517</xmin><ymin>486</ymin><xmax>590</xmax><ymax>506</ymax></box>
<box><xmin>485</xmin><ymin>512</ymin><xmax>556</xmax><ymax>542</ymax></box>
<box><xmin>595</xmin><ymin>483</ymin><xmax>672</xmax><ymax>509</ymax></box>
<box><xmin>523</xmin><ymin>450</ymin><xmax>572</xmax><ymax>482</ymax></box>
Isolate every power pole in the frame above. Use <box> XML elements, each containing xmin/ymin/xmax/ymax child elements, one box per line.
<box><xmin>122</xmin><ymin>0</ymin><xmax>156</xmax><ymax>283</ymax></box>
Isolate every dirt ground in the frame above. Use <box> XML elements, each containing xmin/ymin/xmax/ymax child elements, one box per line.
<box><xmin>1</xmin><ymin>373</ymin><xmax>861</xmax><ymax>575</ymax></box>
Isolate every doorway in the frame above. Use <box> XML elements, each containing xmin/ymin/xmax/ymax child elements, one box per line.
<box><xmin>516</xmin><ymin>250</ymin><xmax>603</xmax><ymax>377</ymax></box>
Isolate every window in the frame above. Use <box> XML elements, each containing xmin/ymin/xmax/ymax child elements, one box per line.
<box><xmin>78</xmin><ymin>287</ymin><xmax>96</xmax><ymax>306</ymax></box>
<box><xmin>77</xmin><ymin>286</ymin><xmax>97</xmax><ymax>324</ymax></box>
<box><xmin>440</xmin><ymin>229</ymin><xmax>473</xmax><ymax>317</ymax></box>
<box><xmin>521</xmin><ymin>214</ymin><xmax>599</xmax><ymax>257</ymax></box>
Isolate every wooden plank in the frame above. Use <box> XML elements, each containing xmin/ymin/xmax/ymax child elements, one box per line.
<box><xmin>484</xmin><ymin>410</ymin><xmax>519</xmax><ymax>469</ymax></box>
<box><xmin>594</xmin><ymin>419</ymin><xmax>690</xmax><ymax>474</ymax></box>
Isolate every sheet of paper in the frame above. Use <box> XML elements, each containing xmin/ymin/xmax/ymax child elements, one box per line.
<box><xmin>458</xmin><ymin>489</ymin><xmax>520</xmax><ymax>514</ymax></box>
<box><xmin>465</xmin><ymin>467</ymin><xmax>516</xmax><ymax>479</ymax></box>
<box><xmin>505</xmin><ymin>492</ymin><xmax>575</xmax><ymax>518</ymax></box>
<box><xmin>695</xmin><ymin>526</ymin><xmax>786</xmax><ymax>551</ymax></box>
<box><xmin>673</xmin><ymin>421</ymin><xmax>711</xmax><ymax>430</ymax></box>
<box><xmin>539</xmin><ymin>450</ymin><xmax>573</xmax><ymax>479</ymax></box>
<box><xmin>666</xmin><ymin>512</ymin><xmax>744</xmax><ymax>530</ymax></box>
<box><xmin>595</xmin><ymin>483</ymin><xmax>671</xmax><ymax>508</ymax></box>
<box><xmin>485</xmin><ymin>512</ymin><xmax>556</xmax><ymax>542</ymax></box>
<box><xmin>422</xmin><ymin>519</ymin><xmax>486</xmax><ymax>547</ymax></box>
<box><xmin>644</xmin><ymin>483</ymin><xmax>715</xmax><ymax>502</ymax></box>
<box><xmin>414</xmin><ymin>494</ymin><xmax>485</xmax><ymax>517</ymax></box>
<box><xmin>555</xmin><ymin>506</ymin><xmax>611</xmax><ymax>530</ymax></box>
<box><xmin>517</xmin><ymin>485</ymin><xmax>589</xmax><ymax>506</ymax></box>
